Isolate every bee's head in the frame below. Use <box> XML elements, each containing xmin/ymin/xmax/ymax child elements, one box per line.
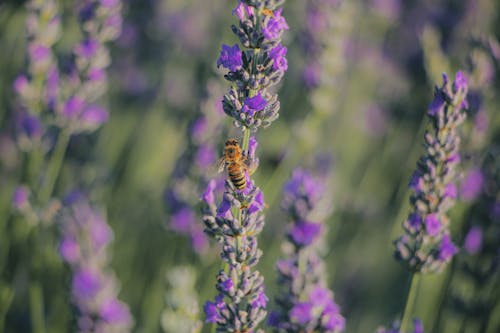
<box><xmin>225</xmin><ymin>139</ymin><xmax>239</xmax><ymax>146</ymax></box>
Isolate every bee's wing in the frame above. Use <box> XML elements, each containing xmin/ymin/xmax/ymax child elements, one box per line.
<box><xmin>244</xmin><ymin>156</ymin><xmax>258</xmax><ymax>176</ymax></box>
<box><xmin>216</xmin><ymin>157</ymin><xmax>227</xmax><ymax>173</ymax></box>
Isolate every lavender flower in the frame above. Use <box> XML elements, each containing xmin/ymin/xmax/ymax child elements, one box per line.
<box><xmin>269</xmin><ymin>168</ymin><xmax>345</xmax><ymax>333</ymax></box>
<box><xmin>219</xmin><ymin>0</ymin><xmax>289</xmax><ymax>130</ymax></box>
<box><xmin>161</xmin><ymin>267</ymin><xmax>202</xmax><ymax>333</ymax></box>
<box><xmin>58</xmin><ymin>194</ymin><xmax>133</xmax><ymax>332</ymax></box>
<box><xmin>164</xmin><ymin>79</ymin><xmax>226</xmax><ymax>254</ymax></box>
<box><xmin>446</xmin><ymin>150</ymin><xmax>500</xmax><ymax>328</ymax></box>
<box><xmin>55</xmin><ymin>0</ymin><xmax>122</xmax><ymax>134</ymax></box>
<box><xmin>394</xmin><ymin>71</ymin><xmax>468</xmax><ymax>273</ymax></box>
<box><xmin>201</xmin><ymin>1</ymin><xmax>289</xmax><ymax>330</ymax></box>
<box><xmin>202</xmin><ymin>141</ymin><xmax>268</xmax><ymax>332</ymax></box>
<box><xmin>12</xmin><ymin>0</ymin><xmax>61</xmax><ymax>151</ymax></box>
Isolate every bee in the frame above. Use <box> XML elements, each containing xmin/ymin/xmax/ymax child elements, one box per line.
<box><xmin>217</xmin><ymin>138</ymin><xmax>256</xmax><ymax>190</ymax></box>
<box><xmin>261</xmin><ymin>8</ymin><xmax>274</xmax><ymax>17</ymax></box>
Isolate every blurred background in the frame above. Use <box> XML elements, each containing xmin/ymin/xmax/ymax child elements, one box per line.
<box><xmin>0</xmin><ymin>0</ymin><xmax>499</xmax><ymax>332</ymax></box>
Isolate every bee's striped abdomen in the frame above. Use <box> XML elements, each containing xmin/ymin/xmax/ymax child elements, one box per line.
<box><xmin>228</xmin><ymin>162</ymin><xmax>246</xmax><ymax>189</ymax></box>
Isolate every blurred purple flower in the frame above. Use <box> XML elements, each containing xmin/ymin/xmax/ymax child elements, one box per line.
<box><xmin>289</xmin><ymin>221</ymin><xmax>322</xmax><ymax>247</ymax></box>
<box><xmin>63</xmin><ymin>96</ymin><xmax>86</xmax><ymax>118</ymax></box>
<box><xmin>439</xmin><ymin>234</ymin><xmax>458</xmax><ymax>261</ymax></box>
<box><xmin>72</xmin><ymin>268</ymin><xmax>101</xmax><ymax>300</ymax></box>
<box><xmin>464</xmin><ymin>226</ymin><xmax>483</xmax><ymax>255</ymax></box>
<box><xmin>460</xmin><ymin>168</ymin><xmax>484</xmax><ymax>201</ymax></box>
<box><xmin>100</xmin><ymin>299</ymin><xmax>132</xmax><ymax>324</ymax></box>
<box><xmin>424</xmin><ymin>214</ymin><xmax>441</xmax><ymax>237</ymax></box>
<box><xmin>59</xmin><ymin>238</ymin><xmax>80</xmax><ymax>264</ymax></box>
<box><xmin>290</xmin><ymin>303</ymin><xmax>313</xmax><ymax>324</ymax></box>
<box><xmin>12</xmin><ymin>186</ymin><xmax>30</xmax><ymax>210</ymax></box>
<box><xmin>170</xmin><ymin>208</ymin><xmax>195</xmax><ymax>233</ymax></box>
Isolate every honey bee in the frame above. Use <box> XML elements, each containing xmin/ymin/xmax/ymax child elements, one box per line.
<box><xmin>261</xmin><ymin>8</ymin><xmax>274</xmax><ymax>17</ymax></box>
<box><xmin>217</xmin><ymin>138</ymin><xmax>256</xmax><ymax>190</ymax></box>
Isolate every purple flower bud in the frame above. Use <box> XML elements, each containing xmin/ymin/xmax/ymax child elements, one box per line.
<box><xmin>232</xmin><ymin>1</ymin><xmax>253</xmax><ymax>21</ymax></box>
<box><xmin>290</xmin><ymin>302</ymin><xmax>313</xmax><ymax>325</ymax></box>
<box><xmin>438</xmin><ymin>234</ymin><xmax>457</xmax><ymax>261</ymax></box>
<box><xmin>170</xmin><ymin>208</ymin><xmax>195</xmax><ymax>233</ymax></box>
<box><xmin>444</xmin><ymin>183</ymin><xmax>457</xmax><ymax>199</ymax></box>
<box><xmin>248</xmin><ymin>136</ymin><xmax>258</xmax><ymax>160</ymax></box>
<box><xmin>242</xmin><ymin>92</ymin><xmax>267</xmax><ymax>117</ymax></box>
<box><xmin>262</xmin><ymin>8</ymin><xmax>289</xmax><ymax>40</ymax></box>
<box><xmin>29</xmin><ymin>43</ymin><xmax>51</xmax><ymax>63</ymax></box>
<box><xmin>464</xmin><ymin>226</ymin><xmax>483</xmax><ymax>255</ymax></box>
<box><xmin>191</xmin><ymin>229</ymin><xmax>208</xmax><ymax>254</ymax></box>
<box><xmin>428</xmin><ymin>92</ymin><xmax>445</xmax><ymax>117</ymax></box>
<box><xmin>204</xmin><ymin>300</ymin><xmax>221</xmax><ymax>323</ymax></box>
<box><xmin>13</xmin><ymin>75</ymin><xmax>29</xmax><ymax>96</ymax></box>
<box><xmin>289</xmin><ymin>221</ymin><xmax>322</xmax><ymax>247</ymax></box>
<box><xmin>217</xmin><ymin>44</ymin><xmax>243</xmax><ymax>72</ymax></box>
<box><xmin>100</xmin><ymin>299</ymin><xmax>132</xmax><ymax>325</ymax></box>
<box><xmin>81</xmin><ymin>105</ymin><xmax>109</xmax><ymax>128</ymax></box>
<box><xmin>424</xmin><ymin>214</ymin><xmax>441</xmax><ymax>237</ymax></box>
<box><xmin>248</xmin><ymin>189</ymin><xmax>264</xmax><ymax>214</ymax></box>
<box><xmin>413</xmin><ymin>319</ymin><xmax>424</xmax><ymax>333</ymax></box>
<box><xmin>190</xmin><ymin>117</ymin><xmax>207</xmax><ymax>142</ymax></box>
<box><xmin>408</xmin><ymin>171</ymin><xmax>424</xmax><ymax>192</ymax></box>
<box><xmin>12</xmin><ymin>186</ymin><xmax>30</xmax><ymax>210</ymax></box>
<box><xmin>59</xmin><ymin>238</ymin><xmax>81</xmax><ymax>263</ymax></box>
<box><xmin>63</xmin><ymin>96</ymin><xmax>86</xmax><ymax>118</ymax></box>
<box><xmin>195</xmin><ymin>144</ymin><xmax>216</xmax><ymax>169</ymax></box>
<box><xmin>407</xmin><ymin>213</ymin><xmax>421</xmax><ymax>230</ymax></box>
<box><xmin>76</xmin><ymin>39</ymin><xmax>100</xmax><ymax>59</ymax></box>
<box><xmin>269</xmin><ymin>45</ymin><xmax>288</xmax><ymax>71</ymax></box>
<box><xmin>453</xmin><ymin>71</ymin><xmax>468</xmax><ymax>93</ymax></box>
<box><xmin>252</xmin><ymin>291</ymin><xmax>268</xmax><ymax>308</ymax></box>
<box><xmin>303</xmin><ymin>63</ymin><xmax>321</xmax><ymax>88</ymax></box>
<box><xmin>216</xmin><ymin>196</ymin><xmax>232</xmax><ymax>218</ymax></box>
<box><xmin>72</xmin><ymin>268</ymin><xmax>101</xmax><ymax>300</ymax></box>
<box><xmin>460</xmin><ymin>169</ymin><xmax>484</xmax><ymax>201</ymax></box>
<box><xmin>202</xmin><ymin>180</ymin><xmax>216</xmax><ymax>207</ymax></box>
<box><xmin>89</xmin><ymin>215</ymin><xmax>113</xmax><ymax>250</ymax></box>
<box><xmin>18</xmin><ymin>113</ymin><xmax>43</xmax><ymax>139</ymax></box>
<box><xmin>87</xmin><ymin>68</ymin><xmax>106</xmax><ymax>82</ymax></box>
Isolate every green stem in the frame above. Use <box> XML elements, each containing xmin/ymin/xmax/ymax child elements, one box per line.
<box><xmin>39</xmin><ymin>130</ymin><xmax>70</xmax><ymax>203</ymax></box>
<box><xmin>401</xmin><ymin>273</ymin><xmax>421</xmax><ymax>333</ymax></box>
<box><xmin>29</xmin><ymin>282</ymin><xmax>45</xmax><ymax>333</ymax></box>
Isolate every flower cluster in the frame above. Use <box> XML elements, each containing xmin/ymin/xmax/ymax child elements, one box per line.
<box><xmin>269</xmin><ymin>168</ymin><xmax>345</xmax><ymax>333</ymax></box>
<box><xmin>164</xmin><ymin>80</ymin><xmax>226</xmax><ymax>254</ymax></box>
<box><xmin>301</xmin><ymin>0</ymin><xmax>342</xmax><ymax>89</ymax></box>
<box><xmin>376</xmin><ymin>319</ymin><xmax>424</xmax><ymax>333</ymax></box>
<box><xmin>58</xmin><ymin>193</ymin><xmax>133</xmax><ymax>333</ymax></box>
<box><xmin>56</xmin><ymin>0</ymin><xmax>122</xmax><ymax>134</ymax></box>
<box><xmin>449</xmin><ymin>150</ymin><xmax>500</xmax><ymax>324</ymax></box>
<box><xmin>161</xmin><ymin>266</ymin><xmax>202</xmax><ymax>333</ymax></box>
<box><xmin>218</xmin><ymin>0</ymin><xmax>289</xmax><ymax>131</ymax></box>
<box><xmin>394</xmin><ymin>71</ymin><xmax>468</xmax><ymax>273</ymax></box>
<box><xmin>13</xmin><ymin>0</ymin><xmax>61</xmax><ymax>152</ymax></box>
<box><xmin>202</xmin><ymin>137</ymin><xmax>268</xmax><ymax>332</ymax></box>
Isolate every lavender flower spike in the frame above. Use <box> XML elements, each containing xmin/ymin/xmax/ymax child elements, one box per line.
<box><xmin>394</xmin><ymin>71</ymin><xmax>468</xmax><ymax>273</ymax></box>
<box><xmin>220</xmin><ymin>0</ymin><xmax>289</xmax><ymax>130</ymax></box>
<box><xmin>58</xmin><ymin>193</ymin><xmax>133</xmax><ymax>332</ymax></box>
<box><xmin>270</xmin><ymin>168</ymin><xmax>345</xmax><ymax>333</ymax></box>
<box><xmin>202</xmin><ymin>138</ymin><xmax>267</xmax><ymax>332</ymax></box>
